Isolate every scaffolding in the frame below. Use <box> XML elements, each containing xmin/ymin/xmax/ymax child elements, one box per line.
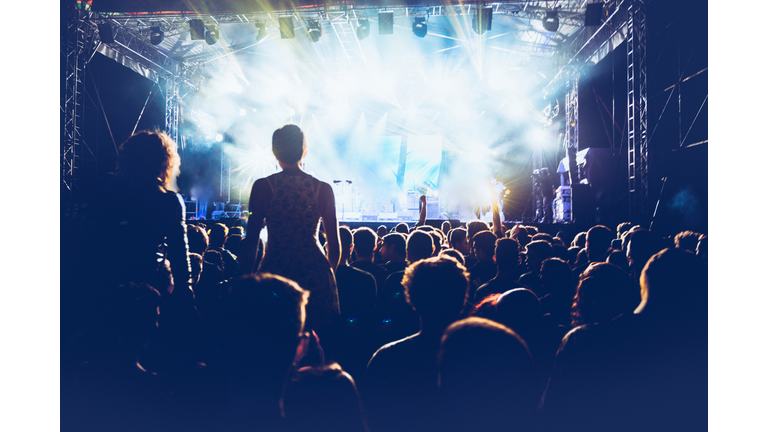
<box><xmin>626</xmin><ymin>0</ymin><xmax>649</xmax><ymax>224</ymax></box>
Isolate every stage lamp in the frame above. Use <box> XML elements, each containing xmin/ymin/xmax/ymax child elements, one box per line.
<box><xmin>357</xmin><ymin>18</ymin><xmax>370</xmax><ymax>40</ymax></box>
<box><xmin>189</xmin><ymin>19</ymin><xmax>205</xmax><ymax>40</ymax></box>
<box><xmin>205</xmin><ymin>25</ymin><xmax>219</xmax><ymax>45</ymax></box>
<box><xmin>98</xmin><ymin>23</ymin><xmax>114</xmax><ymax>44</ymax></box>
<box><xmin>255</xmin><ymin>22</ymin><xmax>267</xmax><ymax>42</ymax></box>
<box><xmin>279</xmin><ymin>16</ymin><xmax>295</xmax><ymax>39</ymax></box>
<box><xmin>379</xmin><ymin>11</ymin><xmax>393</xmax><ymax>35</ymax></box>
<box><xmin>412</xmin><ymin>17</ymin><xmax>427</xmax><ymax>38</ymax></box>
<box><xmin>307</xmin><ymin>20</ymin><xmax>322</xmax><ymax>42</ymax></box>
<box><xmin>150</xmin><ymin>26</ymin><xmax>164</xmax><ymax>45</ymax></box>
<box><xmin>472</xmin><ymin>7</ymin><xmax>493</xmax><ymax>35</ymax></box>
<box><xmin>543</xmin><ymin>11</ymin><xmax>559</xmax><ymax>32</ymax></box>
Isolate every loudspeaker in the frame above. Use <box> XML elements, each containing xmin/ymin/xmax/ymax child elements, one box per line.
<box><xmin>98</xmin><ymin>23</ymin><xmax>115</xmax><ymax>43</ymax></box>
<box><xmin>585</xmin><ymin>3</ymin><xmax>603</xmax><ymax>26</ymax></box>
<box><xmin>571</xmin><ymin>184</ymin><xmax>596</xmax><ymax>225</ymax></box>
<box><xmin>188</xmin><ymin>19</ymin><xmax>205</xmax><ymax>40</ymax></box>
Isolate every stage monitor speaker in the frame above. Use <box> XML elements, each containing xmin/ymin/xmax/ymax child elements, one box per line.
<box><xmin>571</xmin><ymin>184</ymin><xmax>596</xmax><ymax>225</ymax></box>
<box><xmin>585</xmin><ymin>3</ymin><xmax>603</xmax><ymax>26</ymax></box>
<box><xmin>426</xmin><ymin>198</ymin><xmax>439</xmax><ymax>219</ymax></box>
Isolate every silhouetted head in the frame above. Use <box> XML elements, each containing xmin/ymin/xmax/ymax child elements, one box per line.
<box><xmin>403</xmin><ymin>256</ymin><xmax>469</xmax><ymax>326</ymax></box>
<box><xmin>494</xmin><ymin>238</ymin><xmax>520</xmax><ymax>271</ymax></box>
<box><xmin>208</xmin><ymin>223</ymin><xmax>229</xmax><ymax>249</ymax></box>
<box><xmin>495</xmin><ymin>288</ymin><xmax>542</xmax><ymax>333</ymax></box>
<box><xmin>448</xmin><ymin>227</ymin><xmax>470</xmax><ymax>255</ymax></box>
<box><xmin>213</xmin><ymin>273</ymin><xmax>309</xmax><ymax>377</ymax></box>
<box><xmin>224</xmin><ymin>234</ymin><xmax>243</xmax><ymax>257</ymax></box>
<box><xmin>406</xmin><ymin>230</ymin><xmax>434</xmax><ymax>264</ymax></box>
<box><xmin>572</xmin><ymin>232</ymin><xmax>587</xmax><ymax>249</ymax></box>
<box><xmin>585</xmin><ymin>225</ymin><xmax>613</xmax><ymax>262</ymax></box>
<box><xmin>376</xmin><ymin>225</ymin><xmax>388</xmax><ymax>238</ymax></box>
<box><xmin>636</xmin><ymin>248</ymin><xmax>707</xmax><ymax>327</ymax></box>
<box><xmin>472</xmin><ymin>230</ymin><xmax>497</xmax><ymax>261</ymax></box>
<box><xmin>272</xmin><ymin>124</ymin><xmax>306</xmax><ymax>165</ymax></box>
<box><xmin>282</xmin><ymin>363</ymin><xmax>367</xmax><ymax>432</ymax></box>
<box><xmin>441</xmin><ymin>220</ymin><xmax>452</xmax><ymax>235</ymax></box>
<box><xmin>571</xmin><ymin>262</ymin><xmax>639</xmax><ymax>327</ymax></box>
<box><xmin>616</xmin><ymin>222</ymin><xmax>633</xmax><ymax>238</ymax></box>
<box><xmin>117</xmin><ymin>130</ymin><xmax>180</xmax><ymax>190</ymax></box>
<box><xmin>438</xmin><ymin>317</ymin><xmax>537</xmax><ymax>430</ymax></box>
<box><xmin>352</xmin><ymin>227</ymin><xmax>377</xmax><ymax>260</ymax></box>
<box><xmin>674</xmin><ymin>230</ymin><xmax>701</xmax><ymax>252</ymax></box>
<box><xmin>338</xmin><ymin>226</ymin><xmax>354</xmax><ymax>263</ymax></box>
<box><xmin>531</xmin><ymin>232</ymin><xmax>554</xmax><ymax>247</ymax></box>
<box><xmin>696</xmin><ymin>234</ymin><xmax>707</xmax><ymax>262</ymax></box>
<box><xmin>187</xmin><ymin>225</ymin><xmax>209</xmax><ymax>255</ymax></box>
<box><xmin>439</xmin><ymin>248</ymin><xmax>466</xmax><ymax>266</ymax></box>
<box><xmin>395</xmin><ymin>222</ymin><xmax>409</xmax><ymax>234</ymax></box>
<box><xmin>525</xmin><ymin>240</ymin><xmax>553</xmax><ymax>273</ymax></box>
<box><xmin>539</xmin><ymin>257</ymin><xmax>576</xmax><ymax>298</ymax></box>
<box><xmin>380</xmin><ymin>233</ymin><xmax>406</xmax><ymax>263</ymax></box>
<box><xmin>466</xmin><ymin>221</ymin><xmax>490</xmax><ymax>249</ymax></box>
<box><xmin>189</xmin><ymin>253</ymin><xmax>203</xmax><ymax>287</ymax></box>
<box><xmin>567</xmin><ymin>246</ymin><xmax>581</xmax><ymax>267</ymax></box>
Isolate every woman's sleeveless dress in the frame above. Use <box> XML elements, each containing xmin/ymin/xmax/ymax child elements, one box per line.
<box><xmin>257</xmin><ymin>171</ymin><xmax>340</xmax><ymax>329</ymax></box>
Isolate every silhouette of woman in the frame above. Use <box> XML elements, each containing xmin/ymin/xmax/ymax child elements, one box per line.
<box><xmin>240</xmin><ymin>124</ymin><xmax>341</xmax><ymax>330</ymax></box>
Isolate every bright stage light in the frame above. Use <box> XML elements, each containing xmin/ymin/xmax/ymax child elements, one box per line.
<box><xmin>543</xmin><ymin>11</ymin><xmax>559</xmax><ymax>32</ymax></box>
<box><xmin>307</xmin><ymin>21</ymin><xmax>322</xmax><ymax>42</ymax></box>
<box><xmin>254</xmin><ymin>22</ymin><xmax>268</xmax><ymax>42</ymax></box>
<box><xmin>205</xmin><ymin>25</ymin><xmax>219</xmax><ymax>45</ymax></box>
<box><xmin>150</xmin><ymin>26</ymin><xmax>164</xmax><ymax>45</ymax></box>
<box><xmin>412</xmin><ymin>17</ymin><xmax>427</xmax><ymax>38</ymax></box>
<box><xmin>357</xmin><ymin>18</ymin><xmax>370</xmax><ymax>40</ymax></box>
<box><xmin>216</xmin><ymin>134</ymin><xmax>224</xmax><ymax>142</ymax></box>
<box><xmin>239</xmin><ymin>108</ymin><xmax>246</xmax><ymax>116</ymax></box>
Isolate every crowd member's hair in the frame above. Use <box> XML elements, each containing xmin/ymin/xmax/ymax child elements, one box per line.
<box><xmin>494</xmin><ymin>238</ymin><xmax>520</xmax><ymax>269</ymax></box>
<box><xmin>524</xmin><ymin>225</ymin><xmax>539</xmax><ymax>234</ymax></box>
<box><xmin>531</xmin><ymin>232</ymin><xmax>554</xmax><ymax>246</ymax></box>
<box><xmin>189</xmin><ymin>253</ymin><xmax>203</xmax><ymax>287</ymax></box>
<box><xmin>637</xmin><ymin>248</ymin><xmax>707</xmax><ymax>324</ymax></box>
<box><xmin>466</xmin><ymin>221</ymin><xmax>490</xmax><ymax>244</ymax></box>
<box><xmin>382</xmin><ymin>232</ymin><xmax>406</xmax><ymax>258</ymax></box>
<box><xmin>572</xmin><ymin>232</ymin><xmax>587</xmax><ymax>249</ymax></box>
<box><xmin>406</xmin><ymin>230</ymin><xmax>434</xmax><ymax>264</ymax></box>
<box><xmin>229</xmin><ymin>226</ymin><xmax>244</xmax><ymax>236</ymax></box>
<box><xmin>272</xmin><ymin>124</ymin><xmax>306</xmax><ymax>164</ymax></box>
<box><xmin>395</xmin><ymin>222</ymin><xmax>409</xmax><ymax>234</ymax></box>
<box><xmin>117</xmin><ymin>130</ymin><xmax>180</xmax><ymax>190</ymax></box>
<box><xmin>214</xmin><ymin>273</ymin><xmax>309</xmax><ymax>362</ymax></box>
<box><xmin>567</xmin><ymin>246</ymin><xmax>581</xmax><ymax>267</ymax></box>
<box><xmin>187</xmin><ymin>225</ymin><xmax>209</xmax><ymax>255</ymax></box>
<box><xmin>495</xmin><ymin>288</ymin><xmax>542</xmax><ymax>332</ymax></box>
<box><xmin>525</xmin><ymin>240</ymin><xmax>553</xmax><ymax>264</ymax></box>
<box><xmin>585</xmin><ymin>225</ymin><xmax>613</xmax><ymax>261</ymax></box>
<box><xmin>429</xmin><ymin>231</ymin><xmax>443</xmax><ymax>255</ymax></box>
<box><xmin>571</xmin><ymin>262</ymin><xmax>639</xmax><ymax>327</ymax></box>
<box><xmin>448</xmin><ymin>227</ymin><xmax>468</xmax><ymax>249</ymax></box>
<box><xmin>616</xmin><ymin>222</ymin><xmax>633</xmax><ymax>238</ymax></box>
<box><xmin>352</xmin><ymin>227</ymin><xmax>378</xmax><ymax>258</ymax></box>
<box><xmin>472</xmin><ymin>231</ymin><xmax>497</xmax><ymax>259</ymax></box>
<box><xmin>402</xmin><ymin>256</ymin><xmax>469</xmax><ymax>323</ymax></box>
<box><xmin>224</xmin><ymin>234</ymin><xmax>242</xmax><ymax>256</ymax></box>
<box><xmin>674</xmin><ymin>230</ymin><xmax>701</xmax><ymax>252</ymax></box>
<box><xmin>376</xmin><ymin>225</ymin><xmax>388</xmax><ymax>238</ymax></box>
<box><xmin>339</xmin><ymin>226</ymin><xmax>353</xmax><ymax>251</ymax></box>
<box><xmin>208</xmin><ymin>223</ymin><xmax>229</xmax><ymax>249</ymax></box>
<box><xmin>540</xmin><ymin>257</ymin><xmax>576</xmax><ymax>296</ymax></box>
<box><xmin>441</xmin><ymin>221</ymin><xmax>452</xmax><ymax>234</ymax></box>
<box><xmin>439</xmin><ymin>248</ymin><xmax>466</xmax><ymax>266</ymax></box>
<box><xmin>696</xmin><ymin>234</ymin><xmax>707</xmax><ymax>261</ymax></box>
<box><xmin>282</xmin><ymin>363</ymin><xmax>368</xmax><ymax>432</ymax></box>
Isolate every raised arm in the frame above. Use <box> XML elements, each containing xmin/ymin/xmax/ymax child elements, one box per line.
<box><xmin>239</xmin><ymin>179</ymin><xmax>269</xmax><ymax>275</ymax></box>
<box><xmin>415</xmin><ymin>195</ymin><xmax>427</xmax><ymax>227</ymax></box>
<box><xmin>318</xmin><ymin>181</ymin><xmax>340</xmax><ymax>273</ymax></box>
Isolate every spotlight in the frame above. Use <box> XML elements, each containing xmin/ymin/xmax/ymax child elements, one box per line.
<box><xmin>356</xmin><ymin>18</ymin><xmax>370</xmax><ymax>40</ymax></box>
<box><xmin>216</xmin><ymin>134</ymin><xmax>224</xmax><ymax>142</ymax></box>
<box><xmin>472</xmin><ymin>7</ymin><xmax>493</xmax><ymax>35</ymax></box>
<box><xmin>98</xmin><ymin>23</ymin><xmax>114</xmax><ymax>44</ymax></box>
<box><xmin>378</xmin><ymin>11</ymin><xmax>393</xmax><ymax>35</ymax></box>
<box><xmin>543</xmin><ymin>11</ymin><xmax>559</xmax><ymax>32</ymax></box>
<box><xmin>412</xmin><ymin>17</ymin><xmax>427</xmax><ymax>38</ymax></box>
<box><xmin>279</xmin><ymin>16</ymin><xmax>295</xmax><ymax>39</ymax></box>
<box><xmin>307</xmin><ymin>20</ymin><xmax>321</xmax><ymax>42</ymax></box>
<box><xmin>189</xmin><ymin>19</ymin><xmax>205</xmax><ymax>40</ymax></box>
<box><xmin>255</xmin><ymin>22</ymin><xmax>267</xmax><ymax>42</ymax></box>
<box><xmin>205</xmin><ymin>25</ymin><xmax>219</xmax><ymax>45</ymax></box>
<box><xmin>149</xmin><ymin>26</ymin><xmax>164</xmax><ymax>45</ymax></box>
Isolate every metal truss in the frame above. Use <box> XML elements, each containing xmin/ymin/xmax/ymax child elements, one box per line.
<box><xmin>221</xmin><ymin>144</ymin><xmax>231</xmax><ymax>203</ymax></box>
<box><xmin>626</xmin><ymin>0</ymin><xmax>648</xmax><ymax>224</ymax></box>
<box><xmin>62</xmin><ymin>7</ymin><xmax>99</xmax><ymax>203</ymax></box>
<box><xmin>564</xmin><ymin>66</ymin><xmax>580</xmax><ymax>186</ymax></box>
<box><xmin>164</xmin><ymin>77</ymin><xmax>180</xmax><ymax>145</ymax></box>
<box><xmin>330</xmin><ymin>9</ymin><xmax>368</xmax><ymax>66</ymax></box>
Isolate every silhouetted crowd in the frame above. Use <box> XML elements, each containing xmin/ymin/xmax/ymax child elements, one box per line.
<box><xmin>61</xmin><ymin>216</ymin><xmax>708</xmax><ymax>432</ymax></box>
